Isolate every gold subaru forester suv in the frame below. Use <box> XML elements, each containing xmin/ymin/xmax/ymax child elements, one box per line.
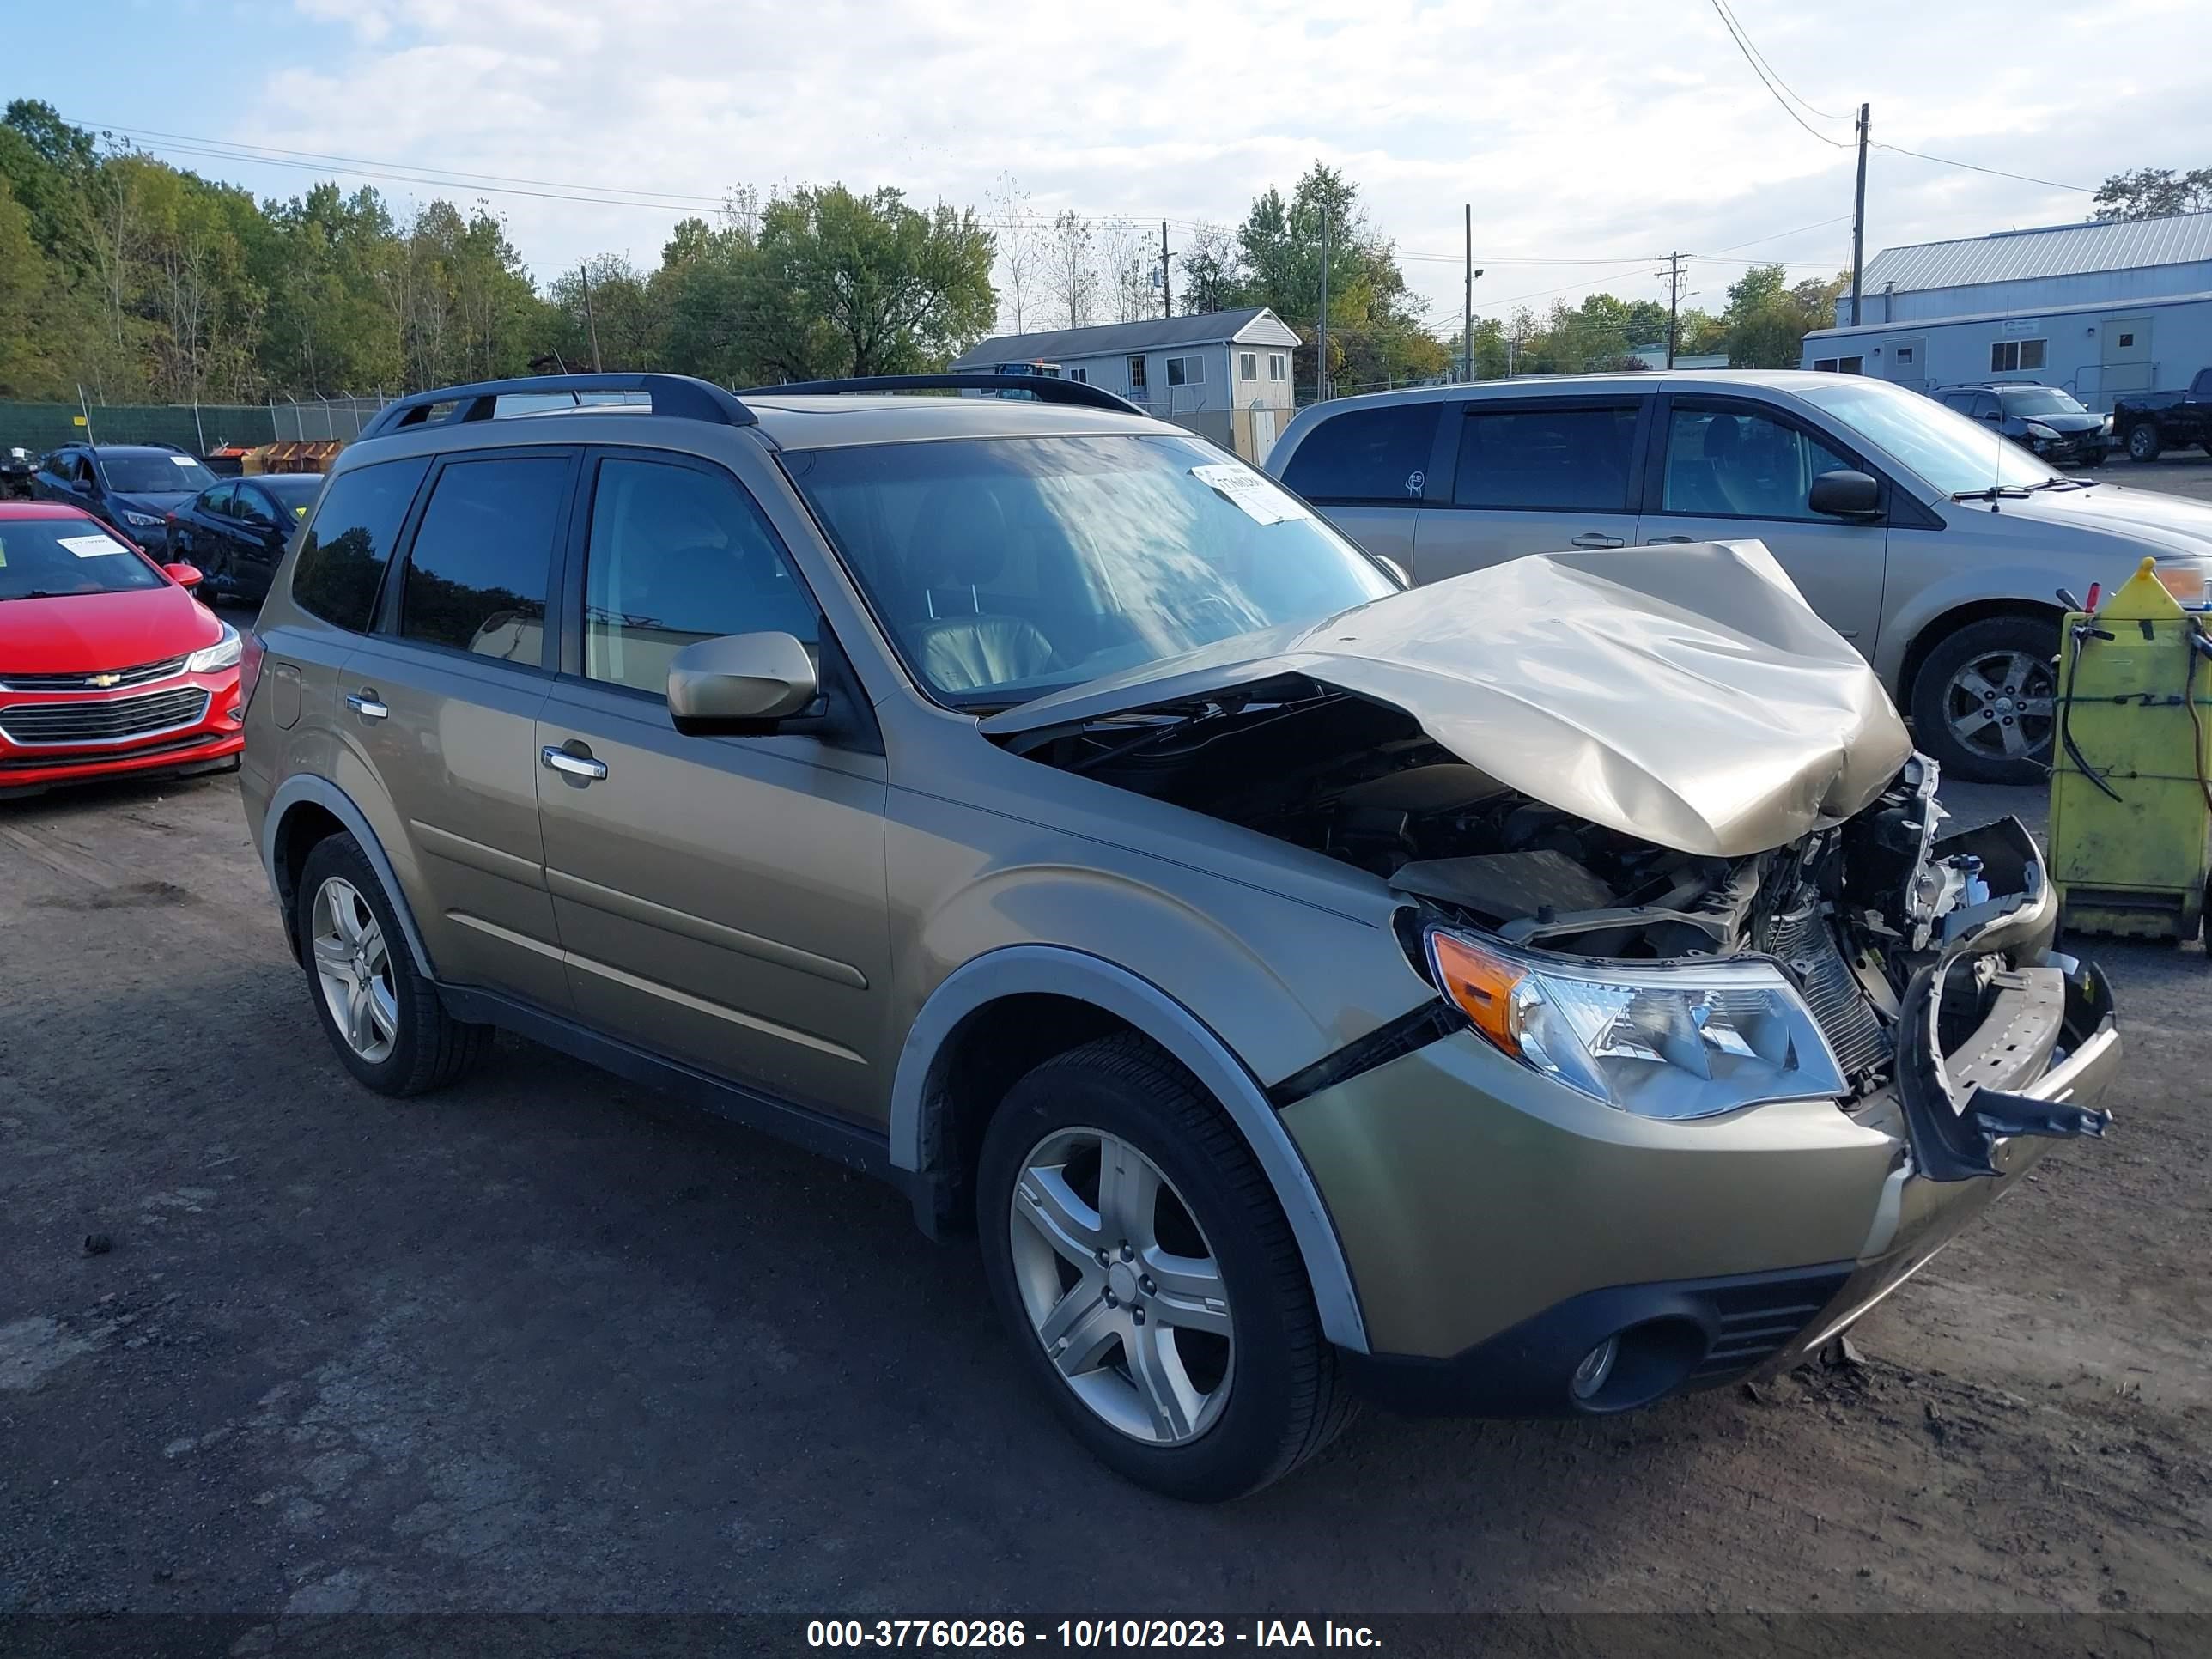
<box><xmin>240</xmin><ymin>373</ymin><xmax>2119</xmax><ymax>1500</ymax></box>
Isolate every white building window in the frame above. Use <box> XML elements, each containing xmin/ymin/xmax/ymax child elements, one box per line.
<box><xmin>1066</xmin><ymin>366</ymin><xmax>1090</xmax><ymax>383</ymax></box>
<box><xmin>1812</xmin><ymin>356</ymin><xmax>1864</xmax><ymax>374</ymax></box>
<box><xmin>1268</xmin><ymin>353</ymin><xmax>1286</xmax><ymax>381</ymax></box>
<box><xmin>1239</xmin><ymin>351</ymin><xmax>1257</xmax><ymax>380</ymax></box>
<box><xmin>1990</xmin><ymin>339</ymin><xmax>2046</xmax><ymax>373</ymax></box>
<box><xmin>1165</xmin><ymin>355</ymin><xmax>1206</xmax><ymax>387</ymax></box>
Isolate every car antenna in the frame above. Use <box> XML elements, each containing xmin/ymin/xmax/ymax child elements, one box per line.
<box><xmin>1989</xmin><ymin>404</ymin><xmax>2004</xmax><ymax>513</ymax></box>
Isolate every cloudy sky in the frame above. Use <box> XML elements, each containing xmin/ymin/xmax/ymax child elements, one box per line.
<box><xmin>36</xmin><ymin>0</ymin><xmax>2212</xmax><ymax>332</ymax></box>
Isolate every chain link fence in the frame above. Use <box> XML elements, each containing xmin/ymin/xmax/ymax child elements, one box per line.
<box><xmin>0</xmin><ymin>396</ymin><xmax>392</xmax><ymax>458</ymax></box>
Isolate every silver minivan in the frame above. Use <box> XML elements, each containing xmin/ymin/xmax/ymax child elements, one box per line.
<box><xmin>1267</xmin><ymin>370</ymin><xmax>2212</xmax><ymax>783</ymax></box>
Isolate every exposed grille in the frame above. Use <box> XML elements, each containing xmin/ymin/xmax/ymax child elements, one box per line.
<box><xmin>0</xmin><ymin>655</ymin><xmax>188</xmax><ymax>692</ymax></box>
<box><xmin>0</xmin><ymin>687</ymin><xmax>211</xmax><ymax>747</ymax></box>
<box><xmin>1765</xmin><ymin>902</ymin><xmax>1891</xmax><ymax>1079</ymax></box>
<box><xmin>1686</xmin><ymin>1267</ymin><xmax>1852</xmax><ymax>1387</ymax></box>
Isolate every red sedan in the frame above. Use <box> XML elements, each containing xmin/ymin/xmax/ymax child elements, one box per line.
<box><xmin>0</xmin><ymin>503</ymin><xmax>248</xmax><ymax>798</ymax></box>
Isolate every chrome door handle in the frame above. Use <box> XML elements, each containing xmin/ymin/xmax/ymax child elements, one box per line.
<box><xmin>1570</xmin><ymin>532</ymin><xmax>1626</xmax><ymax>549</ymax></box>
<box><xmin>346</xmin><ymin>691</ymin><xmax>389</xmax><ymax>720</ymax></box>
<box><xmin>541</xmin><ymin>744</ymin><xmax>608</xmax><ymax>782</ymax></box>
<box><xmin>1649</xmin><ymin>534</ymin><xmax>1696</xmax><ymax>544</ymax></box>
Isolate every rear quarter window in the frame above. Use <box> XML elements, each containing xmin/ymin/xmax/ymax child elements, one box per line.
<box><xmin>1280</xmin><ymin>404</ymin><xmax>1438</xmax><ymax>504</ymax></box>
<box><xmin>289</xmin><ymin>458</ymin><xmax>431</xmax><ymax>631</ymax></box>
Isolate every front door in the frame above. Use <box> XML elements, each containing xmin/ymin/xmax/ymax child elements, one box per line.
<box><xmin>1635</xmin><ymin>394</ymin><xmax>1888</xmax><ymax>652</ymax></box>
<box><xmin>532</xmin><ymin>448</ymin><xmax>890</xmax><ymax>1118</ymax></box>
<box><xmin>342</xmin><ymin>447</ymin><xmax>579</xmax><ymax>1011</ymax></box>
<box><xmin>1414</xmin><ymin>396</ymin><xmax>1649</xmax><ymax>583</ymax></box>
<box><xmin>2102</xmin><ymin>315</ymin><xmax>2153</xmax><ymax>398</ymax></box>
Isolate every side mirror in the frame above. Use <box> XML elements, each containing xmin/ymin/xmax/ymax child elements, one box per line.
<box><xmin>1808</xmin><ymin>469</ymin><xmax>1881</xmax><ymax>520</ymax></box>
<box><xmin>163</xmin><ymin>562</ymin><xmax>204</xmax><ymax>589</ymax></box>
<box><xmin>1369</xmin><ymin>553</ymin><xmax>1412</xmax><ymax>587</ymax></box>
<box><xmin>668</xmin><ymin>631</ymin><xmax>819</xmax><ymax>736</ymax></box>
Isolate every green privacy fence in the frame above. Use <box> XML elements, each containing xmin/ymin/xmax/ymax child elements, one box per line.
<box><xmin>0</xmin><ymin>398</ymin><xmax>390</xmax><ymax>457</ymax></box>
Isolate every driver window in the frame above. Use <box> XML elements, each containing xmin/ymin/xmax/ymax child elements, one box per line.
<box><xmin>582</xmin><ymin>457</ymin><xmax>820</xmax><ymax>696</ymax></box>
<box><xmin>204</xmin><ymin>483</ymin><xmax>237</xmax><ymax>520</ymax></box>
<box><xmin>1661</xmin><ymin>404</ymin><xmax>1850</xmax><ymax>521</ymax></box>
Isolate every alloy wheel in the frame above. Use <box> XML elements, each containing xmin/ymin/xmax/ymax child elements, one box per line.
<box><xmin>1007</xmin><ymin>1127</ymin><xmax>1234</xmax><ymax>1445</ymax></box>
<box><xmin>310</xmin><ymin>875</ymin><xmax>399</xmax><ymax>1064</ymax></box>
<box><xmin>1942</xmin><ymin>647</ymin><xmax>2055</xmax><ymax>765</ymax></box>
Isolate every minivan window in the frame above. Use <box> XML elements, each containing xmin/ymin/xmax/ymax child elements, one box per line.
<box><xmin>1660</xmin><ymin>405</ymin><xmax>1850</xmax><ymax>520</ymax></box>
<box><xmin>1797</xmin><ymin>376</ymin><xmax>2057</xmax><ymax>492</ymax></box>
<box><xmin>582</xmin><ymin>457</ymin><xmax>820</xmax><ymax>696</ymax></box>
<box><xmin>2000</xmin><ymin>388</ymin><xmax>2087</xmax><ymax>417</ymax></box>
<box><xmin>290</xmin><ymin>457</ymin><xmax>431</xmax><ymax>631</ymax></box>
<box><xmin>1280</xmin><ymin>404</ymin><xmax>1437</xmax><ymax>504</ymax></box>
<box><xmin>787</xmin><ymin>432</ymin><xmax>1395</xmax><ymax>705</ymax></box>
<box><xmin>1452</xmin><ymin>405</ymin><xmax>1638</xmax><ymax>511</ymax></box>
<box><xmin>398</xmin><ymin>456</ymin><xmax>568</xmax><ymax>663</ymax></box>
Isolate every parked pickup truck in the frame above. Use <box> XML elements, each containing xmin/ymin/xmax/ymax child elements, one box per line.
<box><xmin>2114</xmin><ymin>368</ymin><xmax>2212</xmax><ymax>463</ymax></box>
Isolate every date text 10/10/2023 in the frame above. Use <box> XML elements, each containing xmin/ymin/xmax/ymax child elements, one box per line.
<box><xmin>805</xmin><ymin>1620</ymin><xmax>1383</xmax><ymax>1649</ymax></box>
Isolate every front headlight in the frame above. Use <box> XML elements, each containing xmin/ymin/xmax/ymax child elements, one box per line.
<box><xmin>185</xmin><ymin>621</ymin><xmax>241</xmax><ymax>674</ymax></box>
<box><xmin>122</xmin><ymin>508</ymin><xmax>164</xmax><ymax>527</ymax></box>
<box><xmin>1425</xmin><ymin>928</ymin><xmax>1847</xmax><ymax>1120</ymax></box>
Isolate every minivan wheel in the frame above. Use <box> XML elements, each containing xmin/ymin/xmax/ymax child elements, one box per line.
<box><xmin>976</xmin><ymin>1034</ymin><xmax>1353</xmax><ymax>1501</ymax></box>
<box><xmin>2127</xmin><ymin>423</ymin><xmax>2161</xmax><ymax>463</ymax></box>
<box><xmin>1909</xmin><ymin>615</ymin><xmax>2059</xmax><ymax>786</ymax></box>
<box><xmin>295</xmin><ymin>833</ymin><xmax>491</xmax><ymax>1096</ymax></box>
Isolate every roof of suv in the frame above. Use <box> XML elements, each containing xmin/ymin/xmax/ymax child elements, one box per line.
<box><xmin>738</xmin><ymin>393</ymin><xmax>1172</xmax><ymax>450</ymax></box>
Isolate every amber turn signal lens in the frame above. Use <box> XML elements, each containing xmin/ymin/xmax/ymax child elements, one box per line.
<box><xmin>1428</xmin><ymin>932</ymin><xmax>1527</xmax><ymax>1056</ymax></box>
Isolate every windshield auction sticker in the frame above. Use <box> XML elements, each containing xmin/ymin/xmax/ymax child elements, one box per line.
<box><xmin>1191</xmin><ymin>463</ymin><xmax>1310</xmax><ymax>526</ymax></box>
<box><xmin>59</xmin><ymin>534</ymin><xmax>129</xmax><ymax>558</ymax></box>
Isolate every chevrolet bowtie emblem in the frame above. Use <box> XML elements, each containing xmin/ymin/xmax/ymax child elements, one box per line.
<box><xmin>88</xmin><ymin>672</ymin><xmax>122</xmax><ymax>688</ymax></box>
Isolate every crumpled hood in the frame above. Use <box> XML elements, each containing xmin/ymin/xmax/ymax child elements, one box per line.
<box><xmin>983</xmin><ymin>538</ymin><xmax>1912</xmax><ymax>858</ymax></box>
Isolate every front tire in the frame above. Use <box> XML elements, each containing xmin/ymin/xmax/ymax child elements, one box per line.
<box><xmin>1909</xmin><ymin>614</ymin><xmax>2059</xmax><ymax>786</ymax></box>
<box><xmin>976</xmin><ymin>1034</ymin><xmax>1354</xmax><ymax>1501</ymax></box>
<box><xmin>2126</xmin><ymin>422</ymin><xmax>2162</xmax><ymax>463</ymax></box>
<box><xmin>295</xmin><ymin>833</ymin><xmax>491</xmax><ymax>1096</ymax></box>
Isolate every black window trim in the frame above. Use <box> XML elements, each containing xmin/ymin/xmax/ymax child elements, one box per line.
<box><xmin>1644</xmin><ymin>390</ymin><xmax>1910</xmax><ymax>529</ymax></box>
<box><xmin>370</xmin><ymin>443</ymin><xmax>580</xmax><ymax>677</ymax></box>
<box><xmin>1428</xmin><ymin>392</ymin><xmax>1654</xmax><ymax>516</ymax></box>
<box><xmin>1285</xmin><ymin>399</ymin><xmax>1446</xmax><ymax>507</ymax></box>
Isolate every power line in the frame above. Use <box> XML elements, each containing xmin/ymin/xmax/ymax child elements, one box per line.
<box><xmin>1711</xmin><ymin>0</ymin><xmax>1849</xmax><ymax>122</ymax></box>
<box><xmin>1708</xmin><ymin>0</ymin><xmax>1851</xmax><ymax>149</ymax></box>
<box><xmin>1872</xmin><ymin>143</ymin><xmax>2095</xmax><ymax>196</ymax></box>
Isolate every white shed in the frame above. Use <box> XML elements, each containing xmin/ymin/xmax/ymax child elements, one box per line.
<box><xmin>951</xmin><ymin>307</ymin><xmax>1302</xmax><ymax>461</ymax></box>
<box><xmin>1800</xmin><ymin>210</ymin><xmax>2212</xmax><ymax>411</ymax></box>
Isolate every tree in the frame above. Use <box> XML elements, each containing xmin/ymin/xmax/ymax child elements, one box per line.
<box><xmin>1177</xmin><ymin>222</ymin><xmax>1238</xmax><ymax>315</ymax></box>
<box><xmin>1718</xmin><ymin>263</ymin><xmax>1844</xmax><ymax>368</ymax></box>
<box><xmin>2093</xmin><ymin>167</ymin><xmax>2212</xmax><ymax>222</ymax></box>
<box><xmin>1097</xmin><ymin>219</ymin><xmax>1154</xmax><ymax>324</ymax></box>
<box><xmin>1044</xmin><ymin>210</ymin><xmax>1097</xmax><ymax>331</ymax></box>
<box><xmin>986</xmin><ymin>173</ymin><xmax>1041</xmax><ymax>335</ymax></box>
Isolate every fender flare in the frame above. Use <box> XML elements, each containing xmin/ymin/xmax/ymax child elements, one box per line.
<box><xmin>890</xmin><ymin>945</ymin><xmax>1370</xmax><ymax>1353</ymax></box>
<box><xmin>260</xmin><ymin>774</ymin><xmax>436</xmax><ymax>979</ymax></box>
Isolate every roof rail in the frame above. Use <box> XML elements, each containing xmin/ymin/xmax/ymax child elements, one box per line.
<box><xmin>742</xmin><ymin>373</ymin><xmax>1147</xmax><ymax>416</ymax></box>
<box><xmin>358</xmin><ymin>373</ymin><xmax>756</xmax><ymax>441</ymax></box>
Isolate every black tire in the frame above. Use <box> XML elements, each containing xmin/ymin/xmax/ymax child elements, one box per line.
<box><xmin>294</xmin><ymin>832</ymin><xmax>491</xmax><ymax>1096</ymax></box>
<box><xmin>2126</xmin><ymin>422</ymin><xmax>2161</xmax><ymax>464</ymax></box>
<box><xmin>1909</xmin><ymin>614</ymin><xmax>2060</xmax><ymax>787</ymax></box>
<box><xmin>975</xmin><ymin>1033</ymin><xmax>1355</xmax><ymax>1501</ymax></box>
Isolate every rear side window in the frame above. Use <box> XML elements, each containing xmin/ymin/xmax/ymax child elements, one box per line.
<box><xmin>1280</xmin><ymin>404</ymin><xmax>1437</xmax><ymax>504</ymax></box>
<box><xmin>398</xmin><ymin>456</ymin><xmax>569</xmax><ymax>664</ymax></box>
<box><xmin>1452</xmin><ymin>405</ymin><xmax>1638</xmax><ymax>511</ymax></box>
<box><xmin>291</xmin><ymin>457</ymin><xmax>430</xmax><ymax>631</ymax></box>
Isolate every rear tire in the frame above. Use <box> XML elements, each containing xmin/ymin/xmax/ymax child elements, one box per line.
<box><xmin>975</xmin><ymin>1033</ymin><xmax>1355</xmax><ymax>1501</ymax></box>
<box><xmin>1909</xmin><ymin>614</ymin><xmax>2059</xmax><ymax>786</ymax></box>
<box><xmin>295</xmin><ymin>833</ymin><xmax>491</xmax><ymax>1096</ymax></box>
<box><xmin>2126</xmin><ymin>422</ymin><xmax>2161</xmax><ymax>463</ymax></box>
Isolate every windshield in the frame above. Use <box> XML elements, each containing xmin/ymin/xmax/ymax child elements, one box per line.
<box><xmin>786</xmin><ymin>432</ymin><xmax>1397</xmax><ymax>708</ymax></box>
<box><xmin>1799</xmin><ymin>378</ymin><xmax>2058</xmax><ymax>493</ymax></box>
<box><xmin>0</xmin><ymin>520</ymin><xmax>167</xmax><ymax>599</ymax></box>
<box><xmin>257</xmin><ymin>475</ymin><xmax>325</xmax><ymax>517</ymax></box>
<box><xmin>2001</xmin><ymin>389</ymin><xmax>2088</xmax><ymax>417</ymax></box>
<box><xmin>101</xmin><ymin>453</ymin><xmax>216</xmax><ymax>493</ymax></box>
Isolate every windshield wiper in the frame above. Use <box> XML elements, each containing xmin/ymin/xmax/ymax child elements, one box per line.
<box><xmin>0</xmin><ymin>589</ymin><xmax>63</xmax><ymax>602</ymax></box>
<box><xmin>1952</xmin><ymin>486</ymin><xmax>2033</xmax><ymax>502</ymax></box>
<box><xmin>2028</xmin><ymin>477</ymin><xmax>2096</xmax><ymax>490</ymax></box>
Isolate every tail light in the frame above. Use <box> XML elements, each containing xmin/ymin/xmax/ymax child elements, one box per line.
<box><xmin>238</xmin><ymin>629</ymin><xmax>266</xmax><ymax>714</ymax></box>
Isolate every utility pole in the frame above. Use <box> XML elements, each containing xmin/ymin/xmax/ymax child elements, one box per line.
<box><xmin>1160</xmin><ymin>220</ymin><xmax>1172</xmax><ymax>319</ymax></box>
<box><xmin>1316</xmin><ymin>204</ymin><xmax>1331</xmax><ymax>403</ymax></box>
<box><xmin>1463</xmin><ymin>204</ymin><xmax>1474</xmax><ymax>384</ymax></box>
<box><xmin>579</xmin><ymin>260</ymin><xmax>604</xmax><ymax>373</ymax></box>
<box><xmin>1666</xmin><ymin>251</ymin><xmax>1682</xmax><ymax>368</ymax></box>
<box><xmin>1850</xmin><ymin>101</ymin><xmax>1870</xmax><ymax>327</ymax></box>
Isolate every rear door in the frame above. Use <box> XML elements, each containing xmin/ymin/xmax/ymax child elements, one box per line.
<box><xmin>1414</xmin><ymin>394</ymin><xmax>1650</xmax><ymax>583</ymax></box>
<box><xmin>1275</xmin><ymin>400</ymin><xmax>1441</xmax><ymax>575</ymax></box>
<box><xmin>339</xmin><ymin>447</ymin><xmax>579</xmax><ymax>1011</ymax></box>
<box><xmin>532</xmin><ymin>447</ymin><xmax>890</xmax><ymax>1115</ymax></box>
<box><xmin>1635</xmin><ymin>392</ymin><xmax>1888</xmax><ymax>650</ymax></box>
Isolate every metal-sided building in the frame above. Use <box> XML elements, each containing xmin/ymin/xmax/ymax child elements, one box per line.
<box><xmin>1799</xmin><ymin>210</ymin><xmax>2212</xmax><ymax>411</ymax></box>
<box><xmin>951</xmin><ymin>307</ymin><xmax>1302</xmax><ymax>461</ymax></box>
